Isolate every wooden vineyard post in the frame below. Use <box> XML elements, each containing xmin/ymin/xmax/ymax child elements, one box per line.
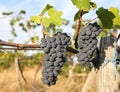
<box><xmin>97</xmin><ymin>36</ymin><xmax>118</xmax><ymax>92</ymax></box>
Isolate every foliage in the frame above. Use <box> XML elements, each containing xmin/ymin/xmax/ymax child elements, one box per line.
<box><xmin>96</xmin><ymin>7</ymin><xmax>115</xmax><ymax>29</ymax></box>
<box><xmin>71</xmin><ymin>0</ymin><xmax>90</xmax><ymax>11</ymax></box>
<box><xmin>1</xmin><ymin>0</ymin><xmax>120</xmax><ymax>83</ymax></box>
<box><xmin>30</xmin><ymin>5</ymin><xmax>63</xmax><ymax>27</ymax></box>
<box><xmin>0</xmin><ymin>51</ymin><xmax>44</xmax><ymax>69</ymax></box>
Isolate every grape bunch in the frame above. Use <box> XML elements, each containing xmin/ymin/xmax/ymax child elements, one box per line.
<box><xmin>77</xmin><ymin>22</ymin><xmax>101</xmax><ymax>64</ymax></box>
<box><xmin>40</xmin><ymin>32</ymin><xmax>70</xmax><ymax>86</ymax></box>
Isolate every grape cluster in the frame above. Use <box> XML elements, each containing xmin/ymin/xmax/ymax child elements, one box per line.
<box><xmin>77</xmin><ymin>22</ymin><xmax>101</xmax><ymax>64</ymax></box>
<box><xmin>40</xmin><ymin>32</ymin><xmax>70</xmax><ymax>86</ymax></box>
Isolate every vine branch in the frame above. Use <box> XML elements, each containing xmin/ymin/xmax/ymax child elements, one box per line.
<box><xmin>0</xmin><ymin>40</ymin><xmax>78</xmax><ymax>53</ymax></box>
<box><xmin>74</xmin><ymin>10</ymin><xmax>83</xmax><ymax>49</ymax></box>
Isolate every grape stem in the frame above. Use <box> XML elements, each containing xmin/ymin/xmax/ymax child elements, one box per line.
<box><xmin>0</xmin><ymin>40</ymin><xmax>79</xmax><ymax>53</ymax></box>
<box><xmin>75</xmin><ymin>10</ymin><xmax>83</xmax><ymax>49</ymax></box>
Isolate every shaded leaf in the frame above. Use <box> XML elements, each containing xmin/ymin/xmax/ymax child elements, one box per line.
<box><xmin>11</xmin><ymin>27</ymin><xmax>17</xmax><ymax>37</ymax></box>
<box><xmin>90</xmin><ymin>2</ymin><xmax>97</xmax><ymax>9</ymax></box>
<box><xmin>2</xmin><ymin>11</ymin><xmax>14</xmax><ymax>15</ymax></box>
<box><xmin>31</xmin><ymin>36</ymin><xmax>39</xmax><ymax>43</ymax></box>
<box><xmin>26</xmin><ymin>21</ymin><xmax>32</xmax><ymax>30</ymax></box>
<box><xmin>74</xmin><ymin>10</ymin><xmax>88</xmax><ymax>21</ymax></box>
<box><xmin>96</xmin><ymin>7</ymin><xmax>115</xmax><ymax>29</ymax></box>
<box><xmin>19</xmin><ymin>23</ymin><xmax>24</xmax><ymax>27</ymax></box>
<box><xmin>71</xmin><ymin>0</ymin><xmax>90</xmax><ymax>11</ymax></box>
<box><xmin>62</xmin><ymin>19</ymin><xmax>69</xmax><ymax>25</ymax></box>
<box><xmin>22</xmin><ymin>27</ymin><xmax>27</xmax><ymax>32</ymax></box>
<box><xmin>19</xmin><ymin>10</ymin><xmax>26</xmax><ymax>14</ymax></box>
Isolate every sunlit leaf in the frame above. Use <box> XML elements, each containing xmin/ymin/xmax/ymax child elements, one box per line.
<box><xmin>113</xmin><ymin>15</ymin><xmax>120</xmax><ymax>27</ymax></box>
<box><xmin>48</xmin><ymin>8</ymin><xmax>63</xmax><ymax>26</ymax></box>
<box><xmin>30</xmin><ymin>15</ymin><xmax>41</xmax><ymax>24</ymax></box>
<box><xmin>10</xmin><ymin>18</ymin><xmax>18</xmax><ymax>25</ymax></box>
<box><xmin>109</xmin><ymin>7</ymin><xmax>119</xmax><ymax>16</ymax></box>
<box><xmin>71</xmin><ymin>0</ymin><xmax>90</xmax><ymax>11</ymax></box>
<box><xmin>41</xmin><ymin>4</ymin><xmax>53</xmax><ymax>15</ymax></box>
<box><xmin>42</xmin><ymin>17</ymin><xmax>51</xmax><ymax>27</ymax></box>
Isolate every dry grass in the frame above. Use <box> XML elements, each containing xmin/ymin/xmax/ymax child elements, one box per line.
<box><xmin>0</xmin><ymin>66</ymin><xmax>87</xmax><ymax>92</ymax></box>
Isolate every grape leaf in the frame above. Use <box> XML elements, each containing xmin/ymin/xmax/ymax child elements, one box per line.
<box><xmin>19</xmin><ymin>10</ymin><xmax>26</xmax><ymax>14</ymax></box>
<box><xmin>41</xmin><ymin>4</ymin><xmax>53</xmax><ymax>15</ymax></box>
<box><xmin>96</xmin><ymin>7</ymin><xmax>115</xmax><ymax>29</ymax></box>
<box><xmin>109</xmin><ymin>7</ymin><xmax>119</xmax><ymax>16</ymax></box>
<box><xmin>71</xmin><ymin>0</ymin><xmax>90</xmax><ymax>11</ymax></box>
<box><xmin>74</xmin><ymin>10</ymin><xmax>88</xmax><ymax>21</ymax></box>
<box><xmin>90</xmin><ymin>2</ymin><xmax>97</xmax><ymax>9</ymax></box>
<box><xmin>113</xmin><ymin>15</ymin><xmax>120</xmax><ymax>27</ymax></box>
<box><xmin>42</xmin><ymin>17</ymin><xmax>51</xmax><ymax>27</ymax></box>
<box><xmin>31</xmin><ymin>36</ymin><xmax>39</xmax><ymax>43</ymax></box>
<box><xmin>30</xmin><ymin>15</ymin><xmax>41</xmax><ymax>24</ymax></box>
<box><xmin>2</xmin><ymin>11</ymin><xmax>14</xmax><ymax>15</ymax></box>
<box><xmin>48</xmin><ymin>8</ymin><xmax>63</xmax><ymax>26</ymax></box>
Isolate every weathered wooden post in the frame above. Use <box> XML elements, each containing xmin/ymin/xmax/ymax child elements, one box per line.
<box><xmin>97</xmin><ymin>36</ymin><xmax>118</xmax><ymax>92</ymax></box>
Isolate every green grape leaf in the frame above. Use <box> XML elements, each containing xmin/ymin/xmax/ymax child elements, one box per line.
<box><xmin>62</xmin><ymin>19</ymin><xmax>69</xmax><ymax>25</ymax></box>
<box><xmin>98</xmin><ymin>31</ymin><xmax>107</xmax><ymax>38</ymax></box>
<box><xmin>22</xmin><ymin>27</ymin><xmax>27</xmax><ymax>32</ymax></box>
<box><xmin>42</xmin><ymin>17</ymin><xmax>51</xmax><ymax>27</ymax></box>
<box><xmin>113</xmin><ymin>15</ymin><xmax>120</xmax><ymax>27</ymax></box>
<box><xmin>90</xmin><ymin>2</ymin><xmax>97</xmax><ymax>9</ymax></box>
<box><xmin>48</xmin><ymin>8</ymin><xmax>63</xmax><ymax>26</ymax></box>
<box><xmin>31</xmin><ymin>36</ymin><xmax>39</xmax><ymax>43</ymax></box>
<box><xmin>109</xmin><ymin>7</ymin><xmax>119</xmax><ymax>16</ymax></box>
<box><xmin>19</xmin><ymin>10</ymin><xmax>26</xmax><ymax>14</ymax></box>
<box><xmin>10</xmin><ymin>18</ymin><xmax>18</xmax><ymax>25</ymax></box>
<box><xmin>11</xmin><ymin>27</ymin><xmax>17</xmax><ymax>37</ymax></box>
<box><xmin>19</xmin><ymin>23</ymin><xmax>24</xmax><ymax>27</ymax></box>
<box><xmin>71</xmin><ymin>0</ymin><xmax>90</xmax><ymax>11</ymax></box>
<box><xmin>74</xmin><ymin>10</ymin><xmax>88</xmax><ymax>21</ymax></box>
<box><xmin>2</xmin><ymin>11</ymin><xmax>14</xmax><ymax>15</ymax></box>
<box><xmin>96</xmin><ymin>7</ymin><xmax>115</xmax><ymax>29</ymax></box>
<box><xmin>30</xmin><ymin>15</ymin><xmax>41</xmax><ymax>24</ymax></box>
<box><xmin>41</xmin><ymin>4</ymin><xmax>53</xmax><ymax>15</ymax></box>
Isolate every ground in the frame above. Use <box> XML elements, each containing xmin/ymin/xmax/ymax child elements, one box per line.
<box><xmin>0</xmin><ymin>66</ymin><xmax>88</xmax><ymax>92</ymax></box>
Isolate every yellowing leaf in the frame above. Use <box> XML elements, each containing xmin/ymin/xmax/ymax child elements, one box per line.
<box><xmin>109</xmin><ymin>7</ymin><xmax>119</xmax><ymax>16</ymax></box>
<box><xmin>30</xmin><ymin>16</ymin><xmax>41</xmax><ymax>24</ymax></box>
